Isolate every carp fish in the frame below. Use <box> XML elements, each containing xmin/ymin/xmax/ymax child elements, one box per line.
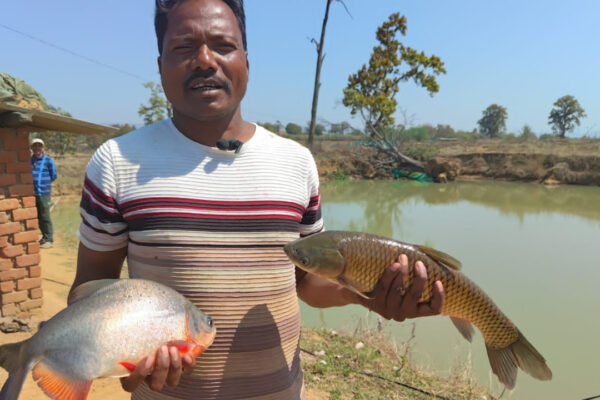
<box><xmin>0</xmin><ymin>279</ymin><xmax>216</xmax><ymax>400</ymax></box>
<box><xmin>284</xmin><ymin>230</ymin><xmax>552</xmax><ymax>389</ymax></box>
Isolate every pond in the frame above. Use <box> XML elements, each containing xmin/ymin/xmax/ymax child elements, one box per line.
<box><xmin>300</xmin><ymin>180</ymin><xmax>600</xmax><ymax>400</ymax></box>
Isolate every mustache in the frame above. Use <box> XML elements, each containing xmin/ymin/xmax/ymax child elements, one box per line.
<box><xmin>184</xmin><ymin>72</ymin><xmax>230</xmax><ymax>92</ymax></box>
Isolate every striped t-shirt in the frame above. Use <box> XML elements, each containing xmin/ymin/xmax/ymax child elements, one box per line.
<box><xmin>31</xmin><ymin>154</ymin><xmax>57</xmax><ymax>196</ymax></box>
<box><xmin>79</xmin><ymin>120</ymin><xmax>323</xmax><ymax>400</ymax></box>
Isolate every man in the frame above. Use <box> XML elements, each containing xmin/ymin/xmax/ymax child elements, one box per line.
<box><xmin>30</xmin><ymin>138</ymin><xmax>57</xmax><ymax>249</ymax></box>
<box><xmin>69</xmin><ymin>0</ymin><xmax>445</xmax><ymax>399</ymax></box>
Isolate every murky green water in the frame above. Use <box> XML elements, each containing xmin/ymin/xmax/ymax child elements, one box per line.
<box><xmin>52</xmin><ymin>181</ymin><xmax>600</xmax><ymax>399</ymax></box>
<box><xmin>300</xmin><ymin>180</ymin><xmax>600</xmax><ymax>400</ymax></box>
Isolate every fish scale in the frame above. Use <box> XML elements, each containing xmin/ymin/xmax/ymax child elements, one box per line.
<box><xmin>284</xmin><ymin>230</ymin><xmax>552</xmax><ymax>389</ymax></box>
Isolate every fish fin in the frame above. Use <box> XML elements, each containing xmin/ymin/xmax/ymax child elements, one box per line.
<box><xmin>166</xmin><ymin>340</ymin><xmax>207</xmax><ymax>358</ymax></box>
<box><xmin>118</xmin><ymin>361</ymin><xmax>136</xmax><ymax>373</ymax></box>
<box><xmin>0</xmin><ymin>341</ymin><xmax>27</xmax><ymax>373</ymax></box>
<box><xmin>485</xmin><ymin>330</ymin><xmax>552</xmax><ymax>389</ymax></box>
<box><xmin>415</xmin><ymin>245</ymin><xmax>462</xmax><ymax>270</ymax></box>
<box><xmin>450</xmin><ymin>317</ymin><xmax>475</xmax><ymax>342</ymax></box>
<box><xmin>0</xmin><ymin>364</ymin><xmax>33</xmax><ymax>400</ymax></box>
<box><xmin>337</xmin><ymin>277</ymin><xmax>372</xmax><ymax>300</ymax></box>
<box><xmin>32</xmin><ymin>360</ymin><xmax>92</xmax><ymax>400</ymax></box>
<box><xmin>68</xmin><ymin>279</ymin><xmax>120</xmax><ymax>304</ymax></box>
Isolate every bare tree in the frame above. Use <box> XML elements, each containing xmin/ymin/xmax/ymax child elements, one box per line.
<box><xmin>307</xmin><ymin>0</ymin><xmax>351</xmax><ymax>149</ymax></box>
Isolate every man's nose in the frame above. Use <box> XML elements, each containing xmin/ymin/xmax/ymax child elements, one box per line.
<box><xmin>192</xmin><ymin>44</ymin><xmax>218</xmax><ymax>71</ymax></box>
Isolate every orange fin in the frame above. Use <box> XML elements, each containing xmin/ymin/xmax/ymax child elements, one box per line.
<box><xmin>119</xmin><ymin>361</ymin><xmax>136</xmax><ymax>372</ymax></box>
<box><xmin>32</xmin><ymin>361</ymin><xmax>92</xmax><ymax>400</ymax></box>
<box><xmin>416</xmin><ymin>245</ymin><xmax>462</xmax><ymax>270</ymax></box>
<box><xmin>167</xmin><ymin>341</ymin><xmax>207</xmax><ymax>358</ymax></box>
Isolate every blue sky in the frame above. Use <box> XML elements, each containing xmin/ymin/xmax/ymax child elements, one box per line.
<box><xmin>2</xmin><ymin>0</ymin><xmax>599</xmax><ymax>136</ymax></box>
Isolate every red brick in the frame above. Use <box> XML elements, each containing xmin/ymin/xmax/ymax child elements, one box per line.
<box><xmin>12</xmin><ymin>207</ymin><xmax>37</xmax><ymax>222</ymax></box>
<box><xmin>1</xmin><ymin>290</ymin><xmax>28</xmax><ymax>304</ymax></box>
<box><xmin>17</xmin><ymin>150</ymin><xmax>30</xmax><ymax>162</ymax></box>
<box><xmin>22</xmin><ymin>196</ymin><xmax>36</xmax><ymax>208</ymax></box>
<box><xmin>19</xmin><ymin>173</ymin><xmax>33</xmax><ymax>184</ymax></box>
<box><xmin>0</xmin><ymin>198</ymin><xmax>20</xmax><ymax>211</ymax></box>
<box><xmin>30</xmin><ymin>287</ymin><xmax>43</xmax><ymax>299</ymax></box>
<box><xmin>0</xmin><ymin>151</ymin><xmax>14</xmax><ymax>163</ymax></box>
<box><xmin>0</xmin><ymin>212</ymin><xmax>8</xmax><ymax>223</ymax></box>
<box><xmin>28</xmin><ymin>265</ymin><xmax>41</xmax><ymax>278</ymax></box>
<box><xmin>27</xmin><ymin>242</ymin><xmax>40</xmax><ymax>256</ymax></box>
<box><xmin>0</xmin><ymin>128</ymin><xmax>15</xmax><ymax>138</ymax></box>
<box><xmin>8</xmin><ymin>184</ymin><xmax>34</xmax><ymax>197</ymax></box>
<box><xmin>0</xmin><ymin>174</ymin><xmax>16</xmax><ymax>187</ymax></box>
<box><xmin>13</xmin><ymin>230</ymin><xmax>38</xmax><ymax>244</ymax></box>
<box><xmin>0</xmin><ymin>237</ymin><xmax>7</xmax><ymax>248</ymax></box>
<box><xmin>6</xmin><ymin>162</ymin><xmax>31</xmax><ymax>174</ymax></box>
<box><xmin>3</xmin><ymin>136</ymin><xmax>29</xmax><ymax>151</ymax></box>
<box><xmin>15</xmin><ymin>253</ymin><xmax>40</xmax><ymax>268</ymax></box>
<box><xmin>0</xmin><ymin>259</ymin><xmax>12</xmax><ymax>271</ymax></box>
<box><xmin>0</xmin><ymin>222</ymin><xmax>20</xmax><ymax>236</ymax></box>
<box><xmin>26</xmin><ymin>219</ymin><xmax>39</xmax><ymax>231</ymax></box>
<box><xmin>1</xmin><ymin>303</ymin><xmax>18</xmax><ymax>317</ymax></box>
<box><xmin>19</xmin><ymin>298</ymin><xmax>43</xmax><ymax>311</ymax></box>
<box><xmin>16</xmin><ymin>277</ymin><xmax>41</xmax><ymax>291</ymax></box>
<box><xmin>1</xmin><ymin>245</ymin><xmax>23</xmax><ymax>258</ymax></box>
<box><xmin>0</xmin><ymin>281</ymin><xmax>14</xmax><ymax>293</ymax></box>
<box><xmin>0</xmin><ymin>268</ymin><xmax>26</xmax><ymax>281</ymax></box>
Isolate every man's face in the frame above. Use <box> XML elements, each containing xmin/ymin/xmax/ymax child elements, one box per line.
<box><xmin>158</xmin><ymin>0</ymin><xmax>249</xmax><ymax>122</ymax></box>
<box><xmin>31</xmin><ymin>143</ymin><xmax>44</xmax><ymax>158</ymax></box>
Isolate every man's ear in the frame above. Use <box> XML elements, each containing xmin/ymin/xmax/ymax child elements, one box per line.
<box><xmin>157</xmin><ymin>56</ymin><xmax>162</xmax><ymax>75</ymax></box>
<box><xmin>245</xmin><ymin>51</ymin><xmax>249</xmax><ymax>73</ymax></box>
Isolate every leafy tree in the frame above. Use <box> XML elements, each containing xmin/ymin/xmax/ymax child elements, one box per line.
<box><xmin>257</xmin><ymin>122</ymin><xmax>277</xmax><ymax>133</ymax></box>
<box><xmin>548</xmin><ymin>95</ymin><xmax>586</xmax><ymax>138</ymax></box>
<box><xmin>138</xmin><ymin>82</ymin><xmax>172</xmax><ymax>125</ymax></box>
<box><xmin>35</xmin><ymin>107</ymin><xmax>77</xmax><ymax>155</ymax></box>
<box><xmin>477</xmin><ymin>104</ymin><xmax>507</xmax><ymax>138</ymax></box>
<box><xmin>342</xmin><ymin>13</ymin><xmax>446</xmax><ymax>170</ymax></box>
<box><xmin>519</xmin><ymin>124</ymin><xmax>537</xmax><ymax>141</ymax></box>
<box><xmin>84</xmin><ymin>123</ymin><xmax>136</xmax><ymax>151</ymax></box>
<box><xmin>285</xmin><ymin>122</ymin><xmax>303</xmax><ymax>135</ymax></box>
<box><xmin>315</xmin><ymin>123</ymin><xmax>325</xmax><ymax>136</ymax></box>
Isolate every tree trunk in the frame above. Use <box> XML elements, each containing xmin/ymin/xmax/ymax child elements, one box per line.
<box><xmin>308</xmin><ymin>0</ymin><xmax>333</xmax><ymax>150</ymax></box>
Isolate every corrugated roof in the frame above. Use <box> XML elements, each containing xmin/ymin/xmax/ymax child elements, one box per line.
<box><xmin>0</xmin><ymin>102</ymin><xmax>117</xmax><ymax>135</ymax></box>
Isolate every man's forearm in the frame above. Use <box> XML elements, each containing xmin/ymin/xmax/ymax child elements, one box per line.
<box><xmin>296</xmin><ymin>271</ymin><xmax>361</xmax><ymax>308</ymax></box>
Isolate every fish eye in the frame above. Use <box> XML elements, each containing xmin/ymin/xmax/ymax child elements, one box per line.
<box><xmin>206</xmin><ymin>316</ymin><xmax>213</xmax><ymax>327</ymax></box>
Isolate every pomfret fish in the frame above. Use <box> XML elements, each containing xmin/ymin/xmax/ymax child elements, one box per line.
<box><xmin>284</xmin><ymin>230</ymin><xmax>552</xmax><ymax>389</ymax></box>
<box><xmin>0</xmin><ymin>279</ymin><xmax>216</xmax><ymax>400</ymax></box>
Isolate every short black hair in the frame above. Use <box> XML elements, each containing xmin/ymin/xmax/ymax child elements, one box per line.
<box><xmin>155</xmin><ymin>0</ymin><xmax>247</xmax><ymax>55</ymax></box>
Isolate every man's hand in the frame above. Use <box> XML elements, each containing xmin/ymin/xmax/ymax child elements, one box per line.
<box><xmin>357</xmin><ymin>254</ymin><xmax>444</xmax><ymax>321</ymax></box>
<box><xmin>120</xmin><ymin>345</ymin><xmax>196</xmax><ymax>393</ymax></box>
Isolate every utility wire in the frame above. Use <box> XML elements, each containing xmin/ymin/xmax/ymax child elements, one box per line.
<box><xmin>0</xmin><ymin>23</ymin><xmax>149</xmax><ymax>82</ymax></box>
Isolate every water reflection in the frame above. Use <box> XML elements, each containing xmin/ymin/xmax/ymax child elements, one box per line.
<box><xmin>304</xmin><ymin>180</ymin><xmax>600</xmax><ymax>400</ymax></box>
<box><xmin>323</xmin><ymin>180</ymin><xmax>600</xmax><ymax>225</ymax></box>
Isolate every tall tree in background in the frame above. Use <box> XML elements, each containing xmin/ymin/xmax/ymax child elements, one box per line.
<box><xmin>342</xmin><ymin>13</ymin><xmax>446</xmax><ymax>170</ymax></box>
<box><xmin>138</xmin><ymin>82</ymin><xmax>172</xmax><ymax>125</ymax></box>
<box><xmin>307</xmin><ymin>0</ymin><xmax>350</xmax><ymax>149</ymax></box>
<box><xmin>548</xmin><ymin>95</ymin><xmax>586</xmax><ymax>138</ymax></box>
<box><xmin>477</xmin><ymin>104</ymin><xmax>508</xmax><ymax>138</ymax></box>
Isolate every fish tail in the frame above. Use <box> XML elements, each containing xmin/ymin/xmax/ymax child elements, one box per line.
<box><xmin>0</xmin><ymin>341</ymin><xmax>31</xmax><ymax>400</ymax></box>
<box><xmin>485</xmin><ymin>329</ymin><xmax>552</xmax><ymax>389</ymax></box>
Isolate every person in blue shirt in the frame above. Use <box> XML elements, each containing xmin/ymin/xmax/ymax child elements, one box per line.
<box><xmin>30</xmin><ymin>138</ymin><xmax>57</xmax><ymax>248</ymax></box>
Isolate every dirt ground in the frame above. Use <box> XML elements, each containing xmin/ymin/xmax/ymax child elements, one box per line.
<box><xmin>0</xmin><ymin>234</ymin><xmax>131</xmax><ymax>400</ymax></box>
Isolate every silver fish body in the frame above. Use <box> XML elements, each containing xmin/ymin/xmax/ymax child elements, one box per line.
<box><xmin>0</xmin><ymin>279</ymin><xmax>215</xmax><ymax>400</ymax></box>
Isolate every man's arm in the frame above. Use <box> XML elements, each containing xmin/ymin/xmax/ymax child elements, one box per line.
<box><xmin>68</xmin><ymin>243</ymin><xmax>126</xmax><ymax>304</ymax></box>
<box><xmin>296</xmin><ymin>254</ymin><xmax>444</xmax><ymax>322</ymax></box>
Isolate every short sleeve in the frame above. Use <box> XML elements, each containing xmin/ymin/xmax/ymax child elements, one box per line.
<box><xmin>299</xmin><ymin>152</ymin><xmax>324</xmax><ymax>236</ymax></box>
<box><xmin>78</xmin><ymin>141</ymin><xmax>129</xmax><ymax>251</ymax></box>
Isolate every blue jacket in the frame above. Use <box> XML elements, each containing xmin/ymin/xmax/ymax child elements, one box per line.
<box><xmin>31</xmin><ymin>154</ymin><xmax>57</xmax><ymax>196</ymax></box>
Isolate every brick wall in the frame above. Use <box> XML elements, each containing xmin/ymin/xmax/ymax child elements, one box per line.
<box><xmin>0</xmin><ymin>127</ymin><xmax>42</xmax><ymax>317</ymax></box>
